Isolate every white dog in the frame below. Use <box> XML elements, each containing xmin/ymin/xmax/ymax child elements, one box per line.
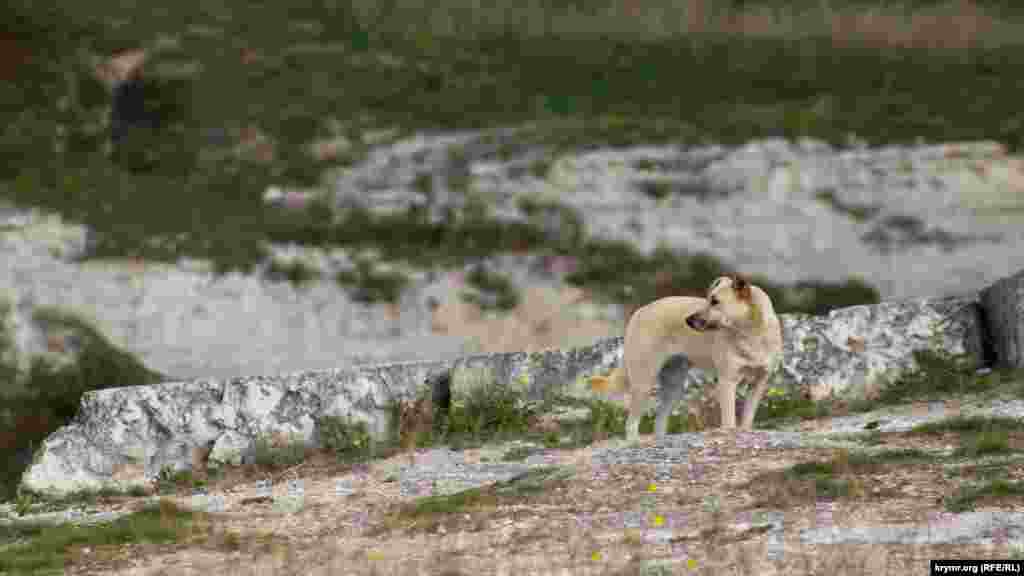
<box><xmin>590</xmin><ymin>276</ymin><xmax>783</xmax><ymax>440</ymax></box>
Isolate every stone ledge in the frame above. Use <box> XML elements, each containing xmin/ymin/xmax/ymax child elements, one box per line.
<box><xmin>18</xmin><ymin>288</ymin><xmax>991</xmax><ymax>497</ymax></box>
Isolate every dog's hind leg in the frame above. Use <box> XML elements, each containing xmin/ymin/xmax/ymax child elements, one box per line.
<box><xmin>624</xmin><ymin>356</ymin><xmax>661</xmax><ymax>442</ymax></box>
<box><xmin>626</xmin><ymin>388</ymin><xmax>647</xmax><ymax>442</ymax></box>
<box><xmin>654</xmin><ymin>355</ymin><xmax>691</xmax><ymax>440</ymax></box>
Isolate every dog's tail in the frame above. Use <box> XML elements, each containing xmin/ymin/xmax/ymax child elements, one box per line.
<box><xmin>589</xmin><ymin>367</ymin><xmax>627</xmax><ymax>394</ymax></box>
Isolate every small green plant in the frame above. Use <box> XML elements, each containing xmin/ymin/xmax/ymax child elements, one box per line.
<box><xmin>263</xmin><ymin>257</ymin><xmax>319</xmax><ymax>287</ymax></box>
<box><xmin>514</xmin><ymin>195</ymin><xmax>586</xmax><ymax>251</ymax></box>
<box><xmin>753</xmin><ymin>386</ymin><xmax>820</xmax><ymax>425</ymax></box>
<box><xmin>252</xmin><ymin>431</ymin><xmax>308</xmax><ymax>470</ymax></box>
<box><xmin>632</xmin><ymin>158</ymin><xmax>659</xmax><ymax>171</ymax></box>
<box><xmin>153</xmin><ymin>465</ymin><xmax>200</xmax><ymax>494</ymax></box>
<box><xmin>335</xmin><ymin>259</ymin><xmax>410</xmax><ymax>304</ymax></box>
<box><xmin>542</xmin><ymin>429</ymin><xmax>562</xmax><ymax>448</ymax></box>
<box><xmin>316</xmin><ymin>414</ymin><xmax>375</xmax><ymax>461</ymax></box>
<box><xmin>528</xmin><ymin>157</ymin><xmax>553</xmax><ymax>180</ymax></box>
<box><xmin>459</xmin><ymin>264</ymin><xmax>520</xmax><ymax>312</ymax></box>
<box><xmin>446</xmin><ymin>383</ymin><xmax>536</xmax><ymax>444</ymax></box>
<box><xmin>579</xmin><ymin>397</ymin><xmax>626</xmax><ymax>442</ymax></box>
<box><xmin>154</xmin><ymin>465</ymin><xmax>180</xmax><ymax>494</ymax></box>
<box><xmin>412</xmin><ymin>171</ymin><xmax>433</xmax><ymax>197</ymax></box>
<box><xmin>635</xmin><ymin>180</ymin><xmax>674</xmax><ymax>201</ymax></box>
<box><xmin>13</xmin><ymin>491</ymin><xmax>34</xmax><ymax>517</ymax></box>
<box><xmin>126</xmin><ymin>485</ymin><xmax>150</xmax><ymax>498</ymax></box>
<box><xmin>441</xmin><ymin>367</ymin><xmax>539</xmax><ymax>447</ymax></box>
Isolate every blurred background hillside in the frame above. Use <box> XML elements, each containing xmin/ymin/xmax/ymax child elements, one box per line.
<box><xmin>3</xmin><ymin>0</ymin><xmax>1024</xmax><ymax>499</ymax></box>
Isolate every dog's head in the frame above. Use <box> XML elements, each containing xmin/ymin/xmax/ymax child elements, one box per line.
<box><xmin>685</xmin><ymin>276</ymin><xmax>762</xmax><ymax>333</ymax></box>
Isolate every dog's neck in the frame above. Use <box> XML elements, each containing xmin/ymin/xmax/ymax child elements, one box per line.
<box><xmin>746</xmin><ymin>286</ymin><xmax>778</xmax><ymax>333</ymax></box>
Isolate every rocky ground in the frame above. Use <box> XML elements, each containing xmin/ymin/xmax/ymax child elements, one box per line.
<box><xmin>4</xmin><ymin>376</ymin><xmax>1024</xmax><ymax>575</ymax></box>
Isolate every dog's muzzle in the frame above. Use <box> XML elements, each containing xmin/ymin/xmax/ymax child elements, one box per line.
<box><xmin>686</xmin><ymin>313</ymin><xmax>711</xmax><ymax>332</ymax></box>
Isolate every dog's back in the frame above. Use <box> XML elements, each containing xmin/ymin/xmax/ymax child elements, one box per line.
<box><xmin>590</xmin><ymin>296</ymin><xmax>713</xmax><ymax>402</ymax></box>
<box><xmin>624</xmin><ymin>296</ymin><xmax>717</xmax><ymax>378</ymax></box>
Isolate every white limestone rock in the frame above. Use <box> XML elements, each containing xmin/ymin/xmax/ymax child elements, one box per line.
<box><xmin>18</xmin><ymin>294</ymin><xmax>985</xmax><ymax>497</ymax></box>
<box><xmin>778</xmin><ymin>295</ymin><xmax>984</xmax><ymax>401</ymax></box>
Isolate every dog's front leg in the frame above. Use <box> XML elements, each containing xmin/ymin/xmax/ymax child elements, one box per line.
<box><xmin>739</xmin><ymin>369</ymin><xmax>773</xmax><ymax>430</ymax></box>
<box><xmin>716</xmin><ymin>365</ymin><xmax>741</xmax><ymax>429</ymax></box>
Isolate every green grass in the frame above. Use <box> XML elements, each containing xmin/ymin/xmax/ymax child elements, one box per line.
<box><xmin>8</xmin><ymin>484</ymin><xmax>152</xmax><ymax>519</ymax></box>
<box><xmin>847</xmin><ymin>349</ymin><xmax>995</xmax><ymax>413</ymax></box>
<box><xmin>752</xmin><ymin>418</ymin><xmax>1024</xmax><ymax>510</ymax></box>
<box><xmin>752</xmin><ymin>446</ymin><xmax>948</xmax><ymax>506</ymax></box>
<box><xmin>753</xmin><ymin>387</ymin><xmax>824</xmax><ymax>427</ymax></box>
<box><xmin>757</xmin><ymin>350</ymin><xmax>1018</xmax><ymax>428</ymax></box>
<box><xmin>442</xmin><ymin>379</ymin><xmax>540</xmax><ymax>448</ymax></box>
<box><xmin>371</xmin><ymin>466</ymin><xmax>572</xmax><ymax>535</ymax></box>
<box><xmin>0</xmin><ymin>499</ymin><xmax>195</xmax><ymax>574</ymax></box>
<box><xmin>945</xmin><ymin>479</ymin><xmax>1024</xmax><ymax>513</ymax></box>
<box><xmin>955</xmin><ymin>429</ymin><xmax>1013</xmax><ymax>458</ymax></box>
<box><xmin>908</xmin><ymin>414</ymin><xmax>1024</xmax><ymax>436</ymax></box>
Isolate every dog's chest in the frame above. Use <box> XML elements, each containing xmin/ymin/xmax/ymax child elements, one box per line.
<box><xmin>726</xmin><ymin>335</ymin><xmax>778</xmax><ymax>367</ymax></box>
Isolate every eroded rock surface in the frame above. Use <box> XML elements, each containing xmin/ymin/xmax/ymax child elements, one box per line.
<box><xmin>778</xmin><ymin>295</ymin><xmax>985</xmax><ymax>401</ymax></box>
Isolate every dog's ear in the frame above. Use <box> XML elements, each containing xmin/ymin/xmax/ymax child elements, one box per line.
<box><xmin>733</xmin><ymin>276</ymin><xmax>764</xmax><ymax>325</ymax></box>
<box><xmin>732</xmin><ymin>276</ymin><xmax>752</xmax><ymax>300</ymax></box>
